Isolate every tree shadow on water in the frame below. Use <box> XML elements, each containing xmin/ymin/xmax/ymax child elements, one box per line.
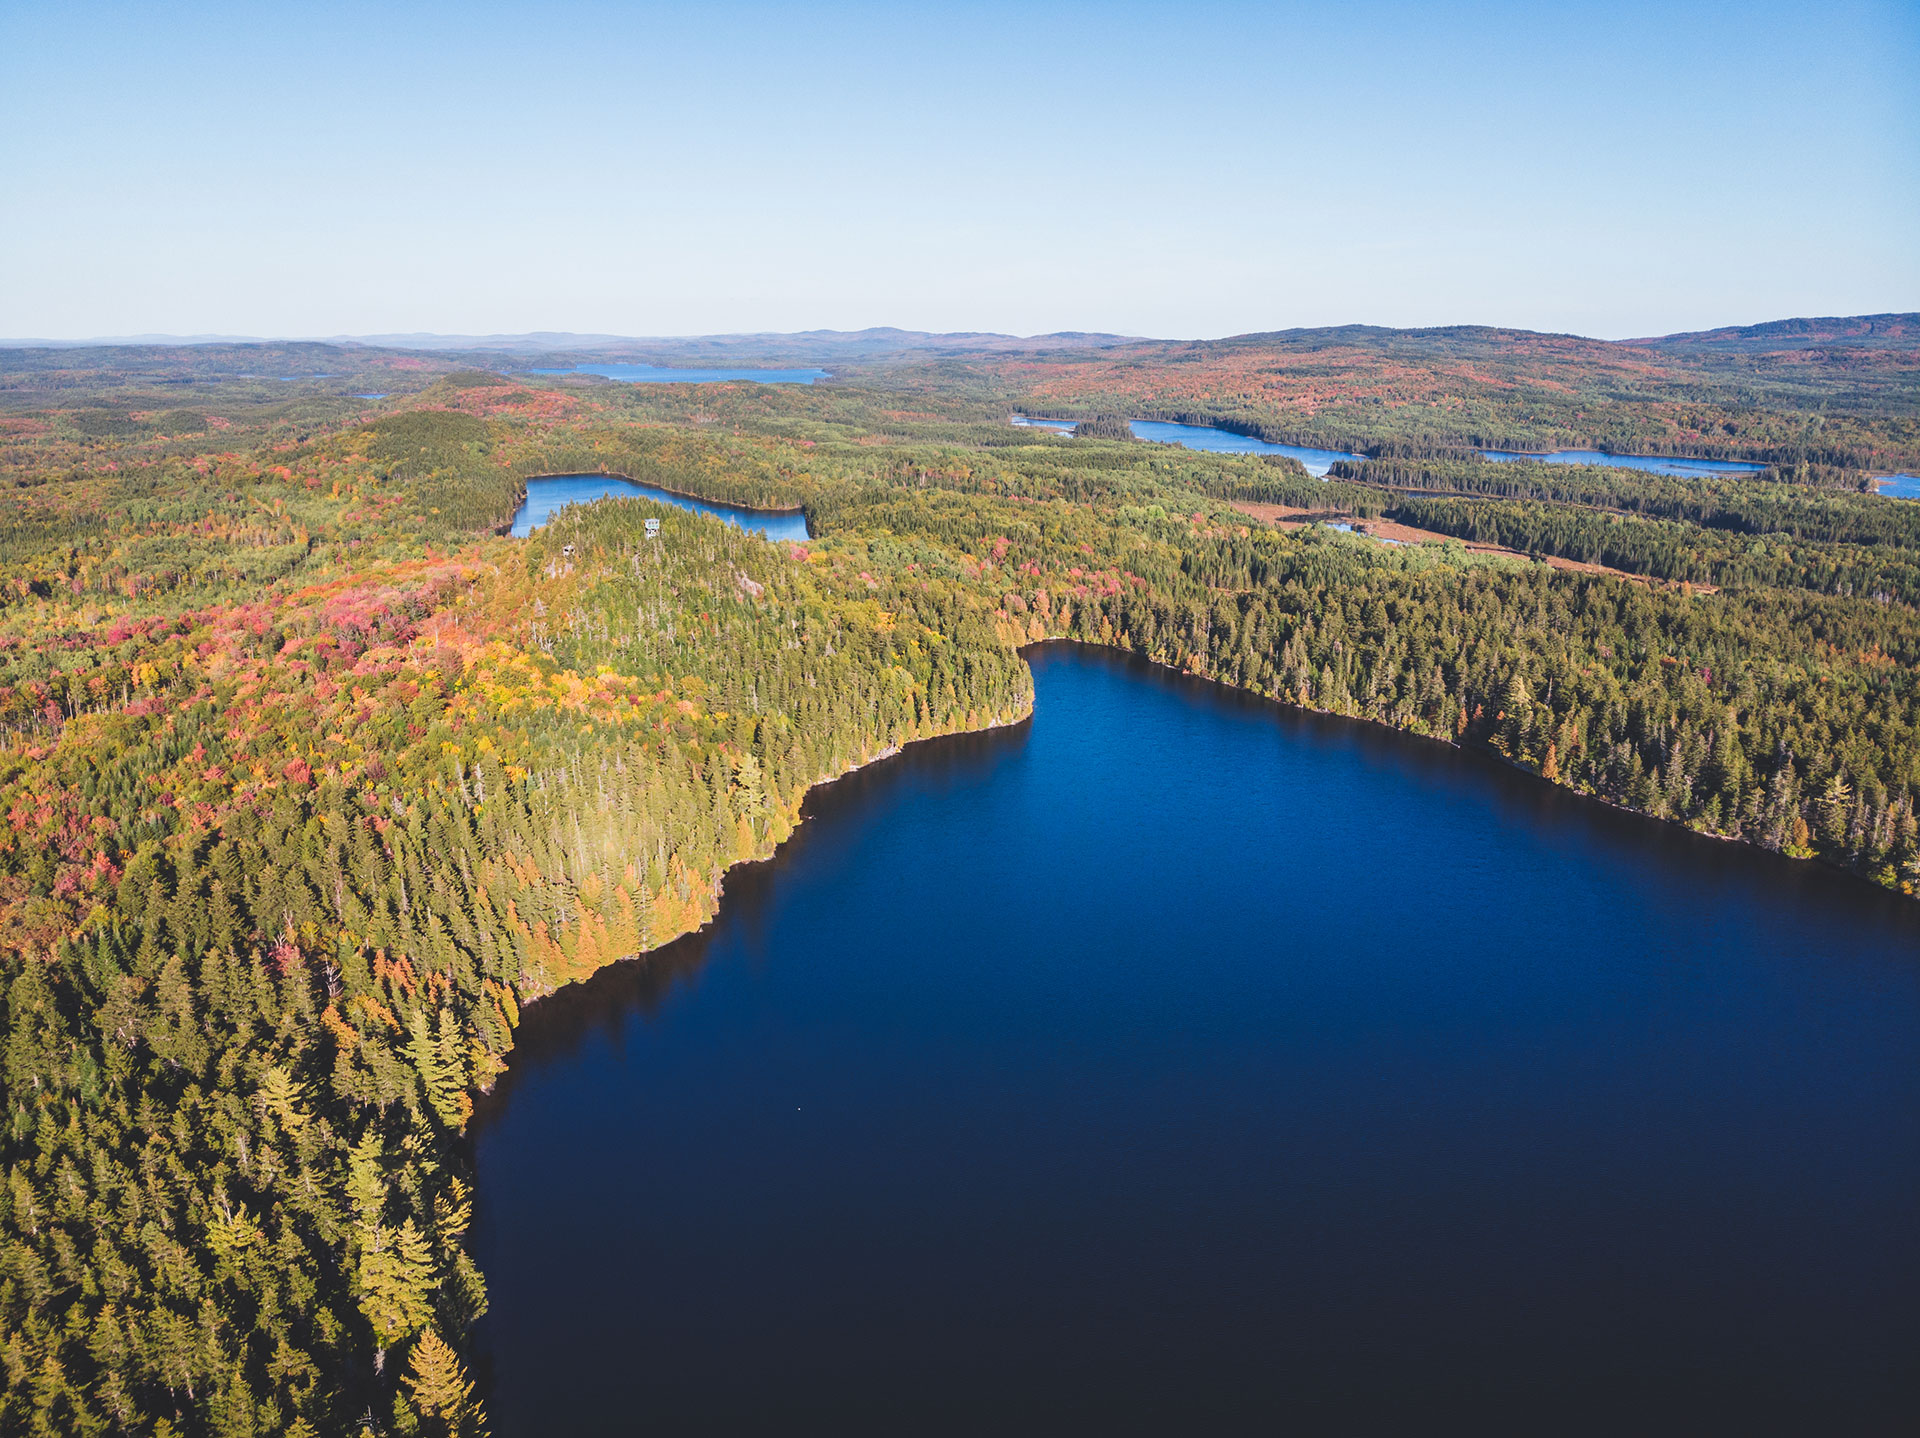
<box><xmin>470</xmin><ymin>713</ymin><xmax>1034</xmax><ymax>1127</ymax></box>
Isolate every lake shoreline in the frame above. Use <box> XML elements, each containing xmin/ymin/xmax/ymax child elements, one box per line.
<box><xmin>507</xmin><ymin>623</ymin><xmax>1909</xmax><ymax>1036</ymax></box>
<box><xmin>1032</xmin><ymin>637</ymin><xmax>1909</xmax><ymax>903</ymax></box>
<box><xmin>501</xmin><ymin>697</ymin><xmax>1036</xmax><ymax>1022</ymax></box>
<box><xmin>495</xmin><ymin>471</ymin><xmax>814</xmax><ymax>538</ymax></box>
<box><xmin>473</xmin><ymin>641</ymin><xmax>1920</xmax><ymax>1436</ymax></box>
<box><xmin>1013</xmin><ymin>413</ymin><xmax>1787</xmax><ymax>476</ymax></box>
<box><xmin>515</xmin><ymin>470</ymin><xmax>810</xmax><ymax>519</ymax></box>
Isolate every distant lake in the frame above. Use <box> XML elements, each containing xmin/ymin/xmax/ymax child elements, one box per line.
<box><xmin>473</xmin><ymin>645</ymin><xmax>1919</xmax><ymax>1435</ymax></box>
<box><xmin>1129</xmin><ymin>420</ymin><xmax>1364</xmax><ymax>476</ymax></box>
<box><xmin>529</xmin><ymin>364</ymin><xmax>830</xmax><ymax>385</ymax></box>
<box><xmin>509</xmin><ymin>474</ymin><xmax>810</xmax><ymax>541</ymax></box>
<box><xmin>1009</xmin><ymin>415</ymin><xmax>1363</xmax><ymax>476</ymax></box>
<box><xmin>1482</xmin><ymin>448</ymin><xmax>1767</xmax><ymax>477</ymax></box>
<box><xmin>1878</xmin><ymin>474</ymin><xmax>1920</xmax><ymax>499</ymax></box>
<box><xmin>1327</xmin><ymin>520</ymin><xmax>1405</xmax><ymax>545</ymax></box>
<box><xmin>1015</xmin><ymin>418</ymin><xmax>1776</xmax><ymax>482</ymax></box>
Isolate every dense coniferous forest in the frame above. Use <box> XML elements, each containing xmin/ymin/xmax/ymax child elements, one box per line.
<box><xmin>0</xmin><ymin>327</ymin><xmax>1915</xmax><ymax>1435</ymax></box>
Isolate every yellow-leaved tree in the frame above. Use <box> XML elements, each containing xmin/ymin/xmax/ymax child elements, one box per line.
<box><xmin>402</xmin><ymin>1330</ymin><xmax>487</xmax><ymax>1437</ymax></box>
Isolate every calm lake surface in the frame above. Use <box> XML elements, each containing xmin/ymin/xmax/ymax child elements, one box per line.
<box><xmin>1879</xmin><ymin>473</ymin><xmax>1920</xmax><ymax>499</ymax></box>
<box><xmin>1011</xmin><ymin>419</ymin><xmax>1772</xmax><ymax>483</ymax></box>
<box><xmin>509</xmin><ymin>474</ymin><xmax>810</xmax><ymax>541</ymax></box>
<box><xmin>529</xmin><ymin>363</ymin><xmax>829</xmax><ymax>384</ymax></box>
<box><xmin>1009</xmin><ymin>413</ymin><xmax>1077</xmax><ymax>434</ymax></box>
<box><xmin>1010</xmin><ymin>416</ymin><xmax>1363</xmax><ymax>476</ymax></box>
<box><xmin>471</xmin><ymin>646</ymin><xmax>1919</xmax><ymax>1435</ymax></box>
<box><xmin>1482</xmin><ymin>448</ymin><xmax>1767</xmax><ymax>477</ymax></box>
<box><xmin>1128</xmin><ymin>420</ymin><xmax>1363</xmax><ymax>475</ymax></box>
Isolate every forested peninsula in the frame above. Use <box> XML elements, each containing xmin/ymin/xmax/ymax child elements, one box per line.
<box><xmin>1</xmin><ymin>326</ymin><xmax>1916</xmax><ymax>1435</ymax></box>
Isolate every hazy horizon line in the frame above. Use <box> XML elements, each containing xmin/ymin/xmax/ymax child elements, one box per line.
<box><xmin>5</xmin><ymin>311</ymin><xmax>1917</xmax><ymax>352</ymax></box>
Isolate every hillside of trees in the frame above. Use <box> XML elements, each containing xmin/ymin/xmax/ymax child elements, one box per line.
<box><xmin>0</xmin><ymin>351</ymin><xmax>1915</xmax><ymax>1435</ymax></box>
<box><xmin>905</xmin><ymin>319</ymin><xmax>1920</xmax><ymax>473</ymax></box>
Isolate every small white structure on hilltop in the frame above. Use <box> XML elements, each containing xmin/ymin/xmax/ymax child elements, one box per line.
<box><xmin>645</xmin><ymin>518</ymin><xmax>661</xmax><ymax>539</ymax></box>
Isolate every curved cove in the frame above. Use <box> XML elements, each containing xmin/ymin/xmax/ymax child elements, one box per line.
<box><xmin>509</xmin><ymin>473</ymin><xmax>810</xmax><ymax>541</ymax></box>
<box><xmin>471</xmin><ymin>645</ymin><xmax>1920</xmax><ymax>1435</ymax></box>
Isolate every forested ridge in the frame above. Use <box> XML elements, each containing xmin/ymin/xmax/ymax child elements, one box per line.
<box><xmin>952</xmin><ymin>320</ymin><xmax>1920</xmax><ymax>470</ymax></box>
<box><xmin>0</xmin><ymin>348</ymin><xmax>1915</xmax><ymax>1436</ymax></box>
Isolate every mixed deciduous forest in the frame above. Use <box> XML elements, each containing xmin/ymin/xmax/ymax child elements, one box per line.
<box><xmin>945</xmin><ymin>316</ymin><xmax>1920</xmax><ymax>471</ymax></box>
<box><xmin>0</xmin><ymin>319</ymin><xmax>1916</xmax><ymax>1435</ymax></box>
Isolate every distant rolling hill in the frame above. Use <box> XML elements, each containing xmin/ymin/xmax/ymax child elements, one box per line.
<box><xmin>345</xmin><ymin>327</ymin><xmax>1142</xmax><ymax>359</ymax></box>
<box><xmin>1627</xmin><ymin>313</ymin><xmax>1920</xmax><ymax>353</ymax></box>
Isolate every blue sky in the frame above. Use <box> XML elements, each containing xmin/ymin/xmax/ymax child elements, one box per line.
<box><xmin>2</xmin><ymin>0</ymin><xmax>1914</xmax><ymax>340</ymax></box>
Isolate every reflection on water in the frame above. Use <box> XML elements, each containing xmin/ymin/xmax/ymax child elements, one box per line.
<box><xmin>509</xmin><ymin>474</ymin><xmax>810</xmax><ymax>542</ymax></box>
<box><xmin>1128</xmin><ymin>419</ymin><xmax>1362</xmax><ymax>475</ymax></box>
<box><xmin>1007</xmin><ymin>414</ymin><xmax>1363</xmax><ymax>475</ymax></box>
<box><xmin>474</xmin><ymin>645</ymin><xmax>1920</xmax><ymax>1436</ymax></box>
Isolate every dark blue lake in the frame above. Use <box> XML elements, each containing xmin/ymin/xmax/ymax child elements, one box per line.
<box><xmin>472</xmin><ymin>646</ymin><xmax>1919</xmax><ymax>1435</ymax></box>
<box><xmin>510</xmin><ymin>474</ymin><xmax>810</xmax><ymax>541</ymax></box>
<box><xmin>529</xmin><ymin>364</ymin><xmax>830</xmax><ymax>384</ymax></box>
<box><xmin>1482</xmin><ymin>448</ymin><xmax>1767</xmax><ymax>477</ymax></box>
<box><xmin>1879</xmin><ymin>474</ymin><xmax>1920</xmax><ymax>500</ymax></box>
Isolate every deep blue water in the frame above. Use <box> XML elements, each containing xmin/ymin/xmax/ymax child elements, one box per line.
<box><xmin>509</xmin><ymin>474</ymin><xmax>810</xmax><ymax>541</ymax></box>
<box><xmin>1127</xmin><ymin>419</ymin><xmax>1363</xmax><ymax>475</ymax></box>
<box><xmin>1482</xmin><ymin>448</ymin><xmax>1767</xmax><ymax>477</ymax></box>
<box><xmin>472</xmin><ymin>646</ymin><xmax>1920</xmax><ymax>1435</ymax></box>
<box><xmin>529</xmin><ymin>363</ymin><xmax>830</xmax><ymax>384</ymax></box>
<box><xmin>1879</xmin><ymin>474</ymin><xmax>1920</xmax><ymax>500</ymax></box>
